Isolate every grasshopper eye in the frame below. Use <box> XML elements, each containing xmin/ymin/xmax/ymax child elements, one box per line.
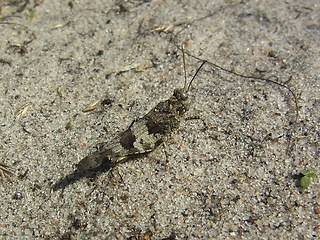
<box><xmin>174</xmin><ymin>89</ymin><xmax>188</xmax><ymax>101</ymax></box>
<box><xmin>180</xmin><ymin>92</ymin><xmax>188</xmax><ymax>101</ymax></box>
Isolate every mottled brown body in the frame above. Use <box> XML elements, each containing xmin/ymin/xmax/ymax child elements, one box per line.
<box><xmin>77</xmin><ymin>44</ymin><xmax>206</xmax><ymax>172</ymax></box>
<box><xmin>77</xmin><ymin>88</ymin><xmax>191</xmax><ymax>171</ymax></box>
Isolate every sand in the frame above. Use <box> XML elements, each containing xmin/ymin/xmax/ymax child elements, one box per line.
<box><xmin>0</xmin><ymin>0</ymin><xmax>319</xmax><ymax>239</ymax></box>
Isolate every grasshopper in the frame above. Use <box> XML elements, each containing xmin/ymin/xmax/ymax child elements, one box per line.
<box><xmin>77</xmin><ymin>46</ymin><xmax>206</xmax><ymax>171</ymax></box>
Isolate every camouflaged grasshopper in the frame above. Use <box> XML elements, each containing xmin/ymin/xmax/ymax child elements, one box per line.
<box><xmin>77</xmin><ymin>46</ymin><xmax>206</xmax><ymax>171</ymax></box>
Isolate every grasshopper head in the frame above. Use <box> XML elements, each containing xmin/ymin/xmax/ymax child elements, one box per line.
<box><xmin>174</xmin><ymin>88</ymin><xmax>189</xmax><ymax>102</ymax></box>
<box><xmin>173</xmin><ymin>88</ymin><xmax>190</xmax><ymax>114</ymax></box>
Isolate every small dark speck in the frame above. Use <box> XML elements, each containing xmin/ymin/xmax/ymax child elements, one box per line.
<box><xmin>72</xmin><ymin>218</ymin><xmax>87</xmax><ymax>229</ymax></box>
<box><xmin>68</xmin><ymin>1</ymin><xmax>74</xmax><ymax>8</ymax></box>
<box><xmin>105</xmin><ymin>73</ymin><xmax>111</xmax><ymax>79</ymax></box>
<box><xmin>118</xmin><ymin>4</ymin><xmax>128</xmax><ymax>13</ymax></box>
<box><xmin>12</xmin><ymin>192</ymin><xmax>23</xmax><ymax>200</ymax></box>
<box><xmin>233</xmin><ymin>195</ymin><xmax>241</xmax><ymax>202</ymax></box>
<box><xmin>230</xmin><ymin>179</ymin><xmax>238</xmax><ymax>184</ymax></box>
<box><xmin>267</xmin><ymin>50</ymin><xmax>277</xmax><ymax>58</ymax></box>
<box><xmin>101</xmin><ymin>98</ymin><xmax>114</xmax><ymax>106</ymax></box>
<box><xmin>96</xmin><ymin>50</ymin><xmax>104</xmax><ymax>56</ymax></box>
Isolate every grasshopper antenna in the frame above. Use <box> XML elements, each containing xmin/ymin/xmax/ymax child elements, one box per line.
<box><xmin>180</xmin><ymin>46</ymin><xmax>298</xmax><ymax>121</ymax></box>
<box><xmin>181</xmin><ymin>44</ymin><xmax>207</xmax><ymax>92</ymax></box>
<box><xmin>187</xmin><ymin>60</ymin><xmax>206</xmax><ymax>92</ymax></box>
<box><xmin>181</xmin><ymin>47</ymin><xmax>299</xmax><ymax>152</ymax></box>
<box><xmin>182</xmin><ymin>44</ymin><xmax>188</xmax><ymax>91</ymax></box>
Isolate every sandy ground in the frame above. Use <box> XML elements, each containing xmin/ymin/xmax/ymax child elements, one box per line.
<box><xmin>0</xmin><ymin>0</ymin><xmax>319</xmax><ymax>239</ymax></box>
